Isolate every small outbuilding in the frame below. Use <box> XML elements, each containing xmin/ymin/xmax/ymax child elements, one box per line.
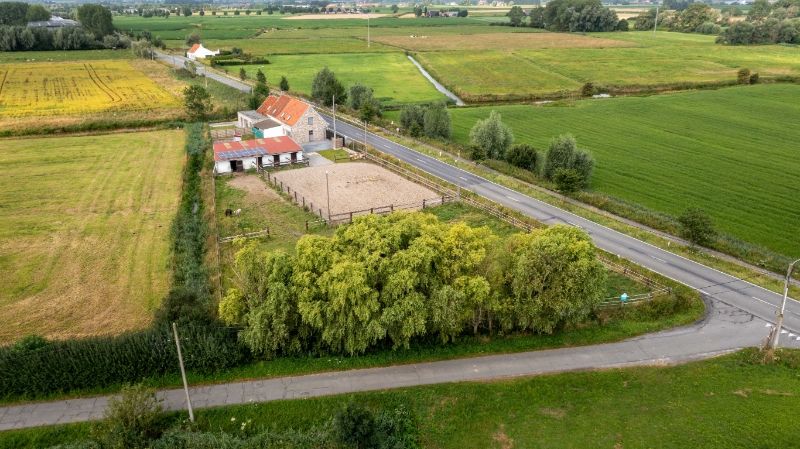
<box><xmin>213</xmin><ymin>136</ymin><xmax>304</xmax><ymax>174</ymax></box>
<box><xmin>252</xmin><ymin>118</ymin><xmax>284</xmax><ymax>138</ymax></box>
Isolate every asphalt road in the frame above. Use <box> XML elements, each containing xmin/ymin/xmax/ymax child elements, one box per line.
<box><xmin>324</xmin><ymin>114</ymin><xmax>800</xmax><ymax>337</ymax></box>
<box><xmin>155</xmin><ymin>51</ymin><xmax>253</xmax><ymax>93</ymax></box>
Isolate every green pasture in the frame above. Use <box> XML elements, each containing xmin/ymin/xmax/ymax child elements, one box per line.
<box><xmin>414</xmin><ymin>32</ymin><xmax>800</xmax><ymax>99</ymax></box>
<box><xmin>0</xmin><ymin>49</ymin><xmax>133</xmax><ymax>63</ymax></box>
<box><xmin>444</xmin><ymin>84</ymin><xmax>800</xmax><ymax>256</ymax></box>
<box><xmin>113</xmin><ymin>14</ymin><xmax>487</xmax><ymax>40</ymax></box>
<box><xmin>230</xmin><ymin>52</ymin><xmax>446</xmax><ymax>105</ymax></box>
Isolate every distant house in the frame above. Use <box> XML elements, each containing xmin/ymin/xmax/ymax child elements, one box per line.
<box><xmin>27</xmin><ymin>16</ymin><xmax>79</xmax><ymax>28</ymax></box>
<box><xmin>255</xmin><ymin>94</ymin><xmax>327</xmax><ymax>144</ymax></box>
<box><xmin>186</xmin><ymin>43</ymin><xmax>220</xmax><ymax>60</ymax></box>
<box><xmin>213</xmin><ymin>136</ymin><xmax>304</xmax><ymax>174</ymax></box>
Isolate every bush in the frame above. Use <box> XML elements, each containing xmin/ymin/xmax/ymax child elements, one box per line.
<box><xmin>92</xmin><ymin>384</ymin><xmax>165</xmax><ymax>449</ymax></box>
<box><xmin>737</xmin><ymin>68</ymin><xmax>751</xmax><ymax>84</ymax></box>
<box><xmin>678</xmin><ymin>207</ymin><xmax>717</xmax><ymax>247</ymax></box>
<box><xmin>581</xmin><ymin>82</ymin><xmax>595</xmax><ymax>97</ymax></box>
<box><xmin>749</xmin><ymin>72</ymin><xmax>760</xmax><ymax>84</ymax></box>
<box><xmin>469</xmin><ymin>110</ymin><xmax>514</xmax><ymax>160</ymax></box>
<box><xmin>505</xmin><ymin>143</ymin><xmax>538</xmax><ymax>171</ymax></box>
<box><xmin>334</xmin><ymin>402</ymin><xmax>376</xmax><ymax>448</ymax></box>
<box><xmin>696</xmin><ymin>21</ymin><xmax>721</xmax><ymax>34</ymax></box>
<box><xmin>553</xmin><ymin>167</ymin><xmax>583</xmax><ymax>194</ymax></box>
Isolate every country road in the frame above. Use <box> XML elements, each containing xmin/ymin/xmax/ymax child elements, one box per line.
<box><xmin>2</xmin><ymin>53</ymin><xmax>784</xmax><ymax>432</ymax></box>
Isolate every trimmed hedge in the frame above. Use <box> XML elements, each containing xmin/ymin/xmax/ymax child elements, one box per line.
<box><xmin>0</xmin><ymin>123</ymin><xmax>245</xmax><ymax>399</ymax></box>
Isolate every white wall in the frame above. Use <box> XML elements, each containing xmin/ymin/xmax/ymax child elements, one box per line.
<box><xmin>215</xmin><ymin>160</ymin><xmax>232</xmax><ymax>174</ymax></box>
<box><xmin>260</xmin><ymin>126</ymin><xmax>284</xmax><ymax>138</ymax></box>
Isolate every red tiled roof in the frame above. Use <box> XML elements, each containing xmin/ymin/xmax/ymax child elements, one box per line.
<box><xmin>256</xmin><ymin>94</ymin><xmax>310</xmax><ymax>127</ymax></box>
<box><xmin>188</xmin><ymin>43</ymin><xmax>201</xmax><ymax>53</ymax></box>
<box><xmin>212</xmin><ymin>137</ymin><xmax>302</xmax><ymax>161</ymax></box>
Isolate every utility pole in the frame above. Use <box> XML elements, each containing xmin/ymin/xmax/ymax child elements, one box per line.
<box><xmin>653</xmin><ymin>6</ymin><xmax>659</xmax><ymax>35</ymax></box>
<box><xmin>767</xmin><ymin>258</ymin><xmax>800</xmax><ymax>349</ymax></box>
<box><xmin>332</xmin><ymin>95</ymin><xmax>337</xmax><ymax>150</ymax></box>
<box><xmin>172</xmin><ymin>322</ymin><xmax>194</xmax><ymax>422</ymax></box>
<box><xmin>325</xmin><ymin>170</ymin><xmax>331</xmax><ymax>221</ymax></box>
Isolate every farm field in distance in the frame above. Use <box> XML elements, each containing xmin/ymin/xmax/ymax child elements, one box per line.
<box><xmin>414</xmin><ymin>32</ymin><xmax>800</xmax><ymax>100</ymax></box>
<box><xmin>232</xmin><ymin>52</ymin><xmax>446</xmax><ymax>104</ymax></box>
<box><xmin>444</xmin><ymin>84</ymin><xmax>800</xmax><ymax>257</ymax></box>
<box><xmin>0</xmin><ymin>130</ymin><xmax>185</xmax><ymax>343</ymax></box>
<box><xmin>0</xmin><ymin>57</ymin><xmax>182</xmax><ymax>134</ymax></box>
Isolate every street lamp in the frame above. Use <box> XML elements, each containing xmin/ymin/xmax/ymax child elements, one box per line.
<box><xmin>325</xmin><ymin>170</ymin><xmax>331</xmax><ymax>221</ymax></box>
<box><xmin>767</xmin><ymin>258</ymin><xmax>800</xmax><ymax>349</ymax></box>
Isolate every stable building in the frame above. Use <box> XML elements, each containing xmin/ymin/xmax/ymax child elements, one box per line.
<box><xmin>213</xmin><ymin>136</ymin><xmax>304</xmax><ymax>174</ymax></box>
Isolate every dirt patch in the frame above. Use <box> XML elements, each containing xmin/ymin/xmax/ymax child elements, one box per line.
<box><xmin>372</xmin><ymin>32</ymin><xmax>636</xmax><ymax>52</ymax></box>
<box><xmin>493</xmin><ymin>424</ymin><xmax>514</xmax><ymax>449</ymax></box>
<box><xmin>283</xmin><ymin>13</ymin><xmax>388</xmax><ymax>20</ymax></box>
<box><xmin>539</xmin><ymin>408</ymin><xmax>566</xmax><ymax>419</ymax></box>
<box><xmin>227</xmin><ymin>174</ymin><xmax>281</xmax><ymax>203</ymax></box>
<box><xmin>269</xmin><ymin>162</ymin><xmax>440</xmax><ymax>220</ymax></box>
<box><xmin>760</xmin><ymin>389</ymin><xmax>794</xmax><ymax>396</ymax></box>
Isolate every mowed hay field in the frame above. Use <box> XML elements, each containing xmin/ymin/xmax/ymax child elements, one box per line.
<box><xmin>0</xmin><ymin>59</ymin><xmax>182</xmax><ymax>134</ymax></box>
<box><xmin>234</xmin><ymin>52</ymin><xmax>445</xmax><ymax>104</ymax></box>
<box><xmin>0</xmin><ymin>130</ymin><xmax>184</xmax><ymax>343</ymax></box>
<box><xmin>414</xmin><ymin>32</ymin><xmax>800</xmax><ymax>100</ymax></box>
<box><xmin>447</xmin><ymin>85</ymin><xmax>800</xmax><ymax>256</ymax></box>
<box><xmin>371</xmin><ymin>31</ymin><xmax>635</xmax><ymax>52</ymax></box>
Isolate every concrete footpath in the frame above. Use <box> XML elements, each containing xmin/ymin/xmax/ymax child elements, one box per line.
<box><xmin>2</xmin><ymin>299</ymin><xmax>791</xmax><ymax>431</ymax></box>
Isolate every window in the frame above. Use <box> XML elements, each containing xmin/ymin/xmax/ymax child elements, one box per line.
<box><xmin>308</xmin><ymin>116</ymin><xmax>314</xmax><ymax>125</ymax></box>
<box><xmin>309</xmin><ymin>130</ymin><xmax>314</xmax><ymax>137</ymax></box>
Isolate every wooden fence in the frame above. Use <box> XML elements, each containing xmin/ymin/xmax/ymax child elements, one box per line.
<box><xmin>219</xmin><ymin>227</ymin><xmax>270</xmax><ymax>243</ymax></box>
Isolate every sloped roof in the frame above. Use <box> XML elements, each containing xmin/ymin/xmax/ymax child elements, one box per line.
<box><xmin>212</xmin><ymin>137</ymin><xmax>302</xmax><ymax>161</ymax></box>
<box><xmin>188</xmin><ymin>43</ymin><xmax>201</xmax><ymax>53</ymax></box>
<box><xmin>253</xmin><ymin>118</ymin><xmax>282</xmax><ymax>129</ymax></box>
<box><xmin>257</xmin><ymin>94</ymin><xmax>311</xmax><ymax>127</ymax></box>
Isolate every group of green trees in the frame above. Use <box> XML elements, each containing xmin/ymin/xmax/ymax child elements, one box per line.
<box><xmin>0</xmin><ymin>2</ymin><xmax>119</xmax><ymax>51</ymax></box>
<box><xmin>398</xmin><ymin>102</ymin><xmax>451</xmax><ymax>139</ymax></box>
<box><xmin>634</xmin><ymin>0</ymin><xmax>800</xmax><ymax>44</ymax></box>
<box><xmin>524</xmin><ymin>0</ymin><xmax>625</xmax><ymax>32</ymax></box>
<box><xmin>468</xmin><ymin>111</ymin><xmax>594</xmax><ymax>193</ymax></box>
<box><xmin>312</xmin><ymin>67</ymin><xmax>382</xmax><ymax>121</ymax></box>
<box><xmin>717</xmin><ymin>0</ymin><xmax>800</xmax><ymax>44</ymax></box>
<box><xmin>635</xmin><ymin>3</ymin><xmax>721</xmax><ymax>34</ymax></box>
<box><xmin>220</xmin><ymin>213</ymin><xmax>606</xmax><ymax>357</ymax></box>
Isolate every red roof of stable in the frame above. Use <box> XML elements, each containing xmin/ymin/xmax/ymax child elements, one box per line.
<box><xmin>188</xmin><ymin>43</ymin><xmax>201</xmax><ymax>53</ymax></box>
<box><xmin>213</xmin><ymin>137</ymin><xmax>302</xmax><ymax>161</ymax></box>
<box><xmin>257</xmin><ymin>94</ymin><xmax>310</xmax><ymax>127</ymax></box>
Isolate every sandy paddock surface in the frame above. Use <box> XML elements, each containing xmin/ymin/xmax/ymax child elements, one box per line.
<box><xmin>270</xmin><ymin>162</ymin><xmax>439</xmax><ymax>219</ymax></box>
<box><xmin>283</xmin><ymin>13</ymin><xmax>389</xmax><ymax>20</ymax></box>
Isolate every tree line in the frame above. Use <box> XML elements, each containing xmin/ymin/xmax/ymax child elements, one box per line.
<box><xmin>220</xmin><ymin>213</ymin><xmax>606</xmax><ymax>357</ymax></box>
<box><xmin>0</xmin><ymin>3</ymin><xmax>119</xmax><ymax>51</ymax></box>
<box><xmin>504</xmin><ymin>0</ymin><xmax>627</xmax><ymax>32</ymax></box>
<box><xmin>311</xmin><ymin>67</ymin><xmax>383</xmax><ymax>122</ymax></box>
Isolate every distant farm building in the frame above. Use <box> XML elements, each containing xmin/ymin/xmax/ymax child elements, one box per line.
<box><xmin>27</xmin><ymin>16</ymin><xmax>79</xmax><ymax>28</ymax></box>
<box><xmin>213</xmin><ymin>136</ymin><xmax>304</xmax><ymax>174</ymax></box>
<box><xmin>186</xmin><ymin>43</ymin><xmax>220</xmax><ymax>60</ymax></box>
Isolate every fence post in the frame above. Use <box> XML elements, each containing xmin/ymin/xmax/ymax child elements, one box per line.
<box><xmin>422</xmin><ymin>199</ymin><xmax>426</xmax><ymax>209</ymax></box>
<box><xmin>350</xmin><ymin>211</ymin><xmax>353</xmax><ymax>222</ymax></box>
<box><xmin>294</xmin><ymin>191</ymin><xmax>297</xmax><ymax>202</ymax></box>
<box><xmin>391</xmin><ymin>204</ymin><xmax>394</xmax><ymax>212</ymax></box>
<box><xmin>319</xmin><ymin>208</ymin><xmax>323</xmax><ymax>218</ymax></box>
<box><xmin>302</xmin><ymin>196</ymin><xmax>305</xmax><ymax>208</ymax></box>
<box><xmin>305</xmin><ymin>221</ymin><xmax>309</xmax><ymax>231</ymax></box>
<box><xmin>370</xmin><ymin>207</ymin><xmax>374</xmax><ymax>214</ymax></box>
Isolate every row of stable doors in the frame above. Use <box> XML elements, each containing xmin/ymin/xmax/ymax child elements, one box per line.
<box><xmin>229</xmin><ymin>153</ymin><xmax>298</xmax><ymax>172</ymax></box>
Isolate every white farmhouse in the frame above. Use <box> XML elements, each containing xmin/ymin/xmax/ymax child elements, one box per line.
<box><xmin>186</xmin><ymin>43</ymin><xmax>220</xmax><ymax>60</ymax></box>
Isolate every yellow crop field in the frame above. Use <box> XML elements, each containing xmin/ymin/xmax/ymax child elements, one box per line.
<box><xmin>0</xmin><ymin>60</ymin><xmax>182</xmax><ymax>133</ymax></box>
<box><xmin>0</xmin><ymin>60</ymin><xmax>179</xmax><ymax>117</ymax></box>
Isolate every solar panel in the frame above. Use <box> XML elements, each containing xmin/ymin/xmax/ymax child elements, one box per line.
<box><xmin>217</xmin><ymin>148</ymin><xmax>269</xmax><ymax>160</ymax></box>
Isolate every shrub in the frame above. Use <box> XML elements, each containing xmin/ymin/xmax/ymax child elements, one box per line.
<box><xmin>334</xmin><ymin>402</ymin><xmax>376</xmax><ymax>448</ymax></box>
<box><xmin>553</xmin><ymin>168</ymin><xmax>583</xmax><ymax>194</ymax></box>
<box><xmin>696</xmin><ymin>21</ymin><xmax>721</xmax><ymax>34</ymax></box>
<box><xmin>749</xmin><ymin>72</ymin><xmax>760</xmax><ymax>84</ymax></box>
<box><xmin>505</xmin><ymin>143</ymin><xmax>538</xmax><ymax>171</ymax></box>
<box><xmin>92</xmin><ymin>384</ymin><xmax>165</xmax><ymax>449</ymax></box>
<box><xmin>581</xmin><ymin>82</ymin><xmax>595</xmax><ymax>97</ymax></box>
<box><xmin>469</xmin><ymin>110</ymin><xmax>514</xmax><ymax>160</ymax></box>
<box><xmin>678</xmin><ymin>207</ymin><xmax>717</xmax><ymax>247</ymax></box>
